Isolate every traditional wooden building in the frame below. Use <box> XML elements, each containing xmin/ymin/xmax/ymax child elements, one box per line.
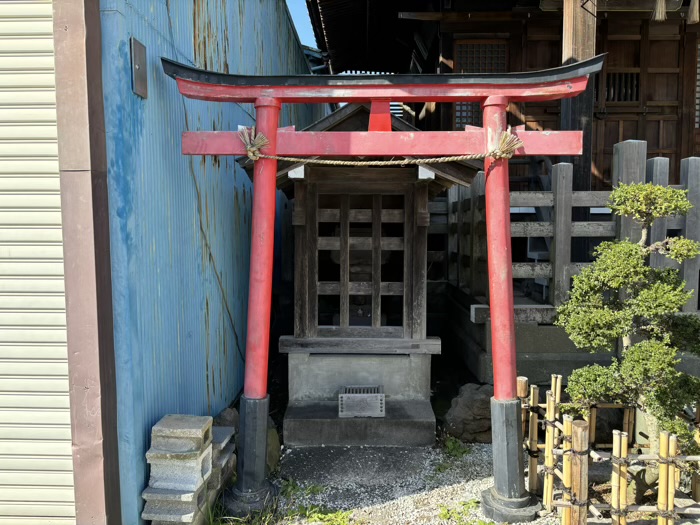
<box><xmin>258</xmin><ymin>104</ymin><xmax>478</xmax><ymax>446</ymax></box>
<box><xmin>308</xmin><ymin>0</ymin><xmax>700</xmax><ymax>189</ymax></box>
<box><xmin>303</xmin><ymin>1</ymin><xmax>700</xmax><ymax>385</ymax></box>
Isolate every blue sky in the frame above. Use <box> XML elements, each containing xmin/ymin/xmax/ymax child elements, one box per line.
<box><xmin>286</xmin><ymin>0</ymin><xmax>317</xmax><ymax>48</ymax></box>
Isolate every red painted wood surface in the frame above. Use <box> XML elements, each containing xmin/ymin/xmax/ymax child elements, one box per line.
<box><xmin>368</xmin><ymin>100</ymin><xmax>393</xmax><ymax>132</ymax></box>
<box><xmin>483</xmin><ymin>97</ymin><xmax>518</xmax><ymax>401</ymax></box>
<box><xmin>182</xmin><ymin>129</ymin><xmax>582</xmax><ymax>157</ymax></box>
<box><xmin>243</xmin><ymin>98</ymin><xmax>280</xmax><ymax>400</ymax></box>
<box><xmin>175</xmin><ymin>76</ymin><xmax>590</xmax><ymax>104</ymax></box>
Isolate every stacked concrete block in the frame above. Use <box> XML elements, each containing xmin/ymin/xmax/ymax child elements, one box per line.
<box><xmin>141</xmin><ymin>415</ymin><xmax>213</xmax><ymax>525</ymax></box>
<box><xmin>208</xmin><ymin>426</ymin><xmax>236</xmax><ymax>494</ymax></box>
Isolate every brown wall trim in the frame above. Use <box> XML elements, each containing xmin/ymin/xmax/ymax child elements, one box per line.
<box><xmin>52</xmin><ymin>2</ymin><xmax>121</xmax><ymax>524</ymax></box>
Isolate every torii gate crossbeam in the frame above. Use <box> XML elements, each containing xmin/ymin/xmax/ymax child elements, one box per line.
<box><xmin>163</xmin><ymin>54</ymin><xmax>604</xmax><ymax>522</ymax></box>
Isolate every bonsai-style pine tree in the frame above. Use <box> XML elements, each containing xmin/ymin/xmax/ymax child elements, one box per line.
<box><xmin>556</xmin><ymin>182</ymin><xmax>700</xmax><ymax>449</ymax></box>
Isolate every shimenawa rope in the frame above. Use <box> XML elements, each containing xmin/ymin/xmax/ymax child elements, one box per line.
<box><xmin>238</xmin><ymin>126</ymin><xmax>523</xmax><ymax>166</ymax></box>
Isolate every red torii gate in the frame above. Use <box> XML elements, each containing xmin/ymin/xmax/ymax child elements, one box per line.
<box><xmin>163</xmin><ymin>55</ymin><xmax>604</xmax><ymax>521</ymax></box>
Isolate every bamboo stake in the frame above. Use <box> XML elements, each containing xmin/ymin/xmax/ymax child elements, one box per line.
<box><xmin>612</xmin><ymin>430</ymin><xmax>621</xmax><ymax>525</ymax></box>
<box><xmin>528</xmin><ymin>384</ymin><xmax>540</xmax><ymax>494</ymax></box>
<box><xmin>620</xmin><ymin>432</ymin><xmax>629</xmax><ymax>525</ymax></box>
<box><xmin>668</xmin><ymin>435</ymin><xmax>677</xmax><ymax>525</ymax></box>
<box><xmin>518</xmin><ymin>376</ymin><xmax>529</xmax><ymax>438</ymax></box>
<box><xmin>694</xmin><ymin>403</ymin><xmax>700</xmax><ymax>502</ymax></box>
<box><xmin>562</xmin><ymin>415</ymin><xmax>573</xmax><ymax>525</ymax></box>
<box><xmin>571</xmin><ymin>420</ymin><xmax>590</xmax><ymax>525</ymax></box>
<box><xmin>554</xmin><ymin>375</ymin><xmax>563</xmax><ymax>446</ymax></box>
<box><xmin>590</xmin><ymin>406</ymin><xmax>598</xmax><ymax>446</ymax></box>
<box><xmin>658</xmin><ymin>431</ymin><xmax>670</xmax><ymax>525</ymax></box>
<box><xmin>544</xmin><ymin>390</ymin><xmax>556</xmax><ymax>512</ymax></box>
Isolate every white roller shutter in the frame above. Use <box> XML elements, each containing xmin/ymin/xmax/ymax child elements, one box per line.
<box><xmin>0</xmin><ymin>1</ymin><xmax>75</xmax><ymax>524</ymax></box>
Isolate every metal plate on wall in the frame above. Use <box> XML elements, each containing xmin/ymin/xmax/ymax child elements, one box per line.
<box><xmin>131</xmin><ymin>37</ymin><xmax>147</xmax><ymax>99</ymax></box>
<box><xmin>339</xmin><ymin>385</ymin><xmax>385</xmax><ymax>418</ymax></box>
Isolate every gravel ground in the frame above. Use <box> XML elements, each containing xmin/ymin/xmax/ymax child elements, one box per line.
<box><xmin>272</xmin><ymin>443</ymin><xmax>560</xmax><ymax>525</ymax></box>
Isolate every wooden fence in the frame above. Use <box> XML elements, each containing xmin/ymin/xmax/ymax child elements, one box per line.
<box><xmin>518</xmin><ymin>375</ymin><xmax>700</xmax><ymax>524</ymax></box>
<box><xmin>446</xmin><ymin>140</ymin><xmax>700</xmax><ymax>314</ymax></box>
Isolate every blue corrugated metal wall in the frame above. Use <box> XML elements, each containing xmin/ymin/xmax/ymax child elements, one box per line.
<box><xmin>99</xmin><ymin>1</ymin><xmax>326</xmax><ymax>522</ymax></box>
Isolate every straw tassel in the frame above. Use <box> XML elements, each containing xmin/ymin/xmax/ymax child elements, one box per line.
<box><xmin>689</xmin><ymin>0</ymin><xmax>700</xmax><ymax>25</ymax></box>
<box><xmin>652</xmin><ymin>0</ymin><xmax>667</xmax><ymax>22</ymax></box>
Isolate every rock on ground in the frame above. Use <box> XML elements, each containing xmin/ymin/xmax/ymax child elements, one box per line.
<box><xmin>445</xmin><ymin>383</ymin><xmax>494</xmax><ymax>443</ymax></box>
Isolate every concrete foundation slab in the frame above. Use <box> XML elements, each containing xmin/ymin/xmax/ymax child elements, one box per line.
<box><xmin>288</xmin><ymin>353</ymin><xmax>431</xmax><ymax>401</ymax></box>
<box><xmin>284</xmin><ymin>400</ymin><xmax>436</xmax><ymax>447</ymax></box>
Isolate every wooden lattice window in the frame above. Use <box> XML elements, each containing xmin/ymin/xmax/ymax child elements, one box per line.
<box><xmin>453</xmin><ymin>40</ymin><xmax>508</xmax><ymax>129</ymax></box>
<box><xmin>316</xmin><ymin>192</ymin><xmax>406</xmax><ymax>337</ymax></box>
<box><xmin>605</xmin><ymin>72</ymin><xmax>640</xmax><ymax>102</ymax></box>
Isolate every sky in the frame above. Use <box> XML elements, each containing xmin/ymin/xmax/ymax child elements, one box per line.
<box><xmin>286</xmin><ymin>0</ymin><xmax>317</xmax><ymax>48</ymax></box>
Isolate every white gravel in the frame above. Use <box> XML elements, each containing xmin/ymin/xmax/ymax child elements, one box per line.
<box><xmin>273</xmin><ymin>444</ymin><xmax>560</xmax><ymax>525</ymax></box>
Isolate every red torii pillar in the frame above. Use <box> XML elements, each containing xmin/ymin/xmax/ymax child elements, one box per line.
<box><xmin>163</xmin><ymin>55</ymin><xmax>604</xmax><ymax>521</ymax></box>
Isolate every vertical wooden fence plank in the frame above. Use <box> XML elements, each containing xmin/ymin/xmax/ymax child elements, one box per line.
<box><xmin>447</xmin><ymin>186</ymin><xmax>459</xmax><ymax>286</ymax></box>
<box><xmin>613</xmin><ymin>140</ymin><xmax>647</xmax><ymax>242</ymax></box>
<box><xmin>459</xmin><ymin>185</ymin><xmax>470</xmax><ymax>291</ymax></box>
<box><xmin>470</xmin><ymin>171</ymin><xmax>486</xmax><ymax>296</ymax></box>
<box><xmin>294</xmin><ymin>182</ymin><xmax>308</xmax><ymax>337</ymax></box>
<box><xmin>681</xmin><ymin>158</ymin><xmax>700</xmax><ymax>312</ymax></box>
<box><xmin>646</xmin><ymin>157</ymin><xmax>671</xmax><ymax>269</ymax></box>
<box><xmin>551</xmin><ymin>163</ymin><xmax>573</xmax><ymax>306</ymax></box>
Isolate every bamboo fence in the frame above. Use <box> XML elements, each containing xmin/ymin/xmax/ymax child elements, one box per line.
<box><xmin>517</xmin><ymin>375</ymin><xmax>700</xmax><ymax>525</ymax></box>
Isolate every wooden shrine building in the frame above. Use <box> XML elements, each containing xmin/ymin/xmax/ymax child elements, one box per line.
<box><xmin>262</xmin><ymin>104</ymin><xmax>478</xmax><ymax>446</ymax></box>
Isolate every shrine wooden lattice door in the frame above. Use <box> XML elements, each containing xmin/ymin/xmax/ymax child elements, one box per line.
<box><xmin>293</xmin><ymin>168</ymin><xmax>428</xmax><ymax>341</ymax></box>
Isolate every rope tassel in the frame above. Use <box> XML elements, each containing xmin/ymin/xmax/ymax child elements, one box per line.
<box><xmin>652</xmin><ymin>0</ymin><xmax>667</xmax><ymax>21</ymax></box>
<box><xmin>238</xmin><ymin>127</ymin><xmax>524</xmax><ymax>166</ymax></box>
<box><xmin>689</xmin><ymin>0</ymin><xmax>699</xmax><ymax>25</ymax></box>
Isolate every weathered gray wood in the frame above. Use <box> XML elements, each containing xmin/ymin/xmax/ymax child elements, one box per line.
<box><xmin>413</xmin><ymin>183</ymin><xmax>429</xmax><ymax>339</ymax></box>
<box><xmin>459</xmin><ymin>185</ymin><xmax>470</xmax><ymax>290</ymax></box>
<box><xmin>512</xmin><ymin>262</ymin><xmax>553</xmax><ymax>279</ymax></box>
<box><xmin>317</xmin><ymin>326</ymin><xmax>403</xmax><ymax>338</ymax></box>
<box><xmin>571</xmin><ymin>222</ymin><xmax>617</xmax><ymax>237</ymax></box>
<box><xmin>681</xmin><ymin>157</ymin><xmax>700</xmax><ymax>312</ymax></box>
<box><xmin>571</xmin><ymin>191</ymin><xmax>611</xmax><ymax>207</ymax></box>
<box><xmin>511</xmin><ymin>222</ymin><xmax>554</xmax><ymax>237</ymax></box>
<box><xmin>510</xmin><ymin>192</ymin><xmax>554</xmax><ymax>207</ymax></box>
<box><xmin>470</xmin><ymin>172</ymin><xmax>487</xmax><ymax>297</ymax></box>
<box><xmin>613</xmin><ymin>141</ymin><xmax>647</xmax><ymax>241</ymax></box>
<box><xmin>318</xmin><ymin>209</ymin><xmax>403</xmax><ymax>223</ymax></box>
<box><xmin>279</xmin><ymin>336</ymin><xmax>441</xmax><ymax>354</ymax></box>
<box><xmin>317</xmin><ymin>282</ymin><xmax>404</xmax><ymax>296</ymax></box>
<box><xmin>294</xmin><ymin>182</ymin><xmax>308</xmax><ymax>337</ymax></box>
<box><xmin>667</xmin><ymin>217</ymin><xmax>684</xmax><ymax>230</ymax></box>
<box><xmin>470</xmin><ymin>304</ymin><xmax>557</xmax><ymax>325</ymax></box>
<box><xmin>647</xmin><ymin>157</ymin><xmax>671</xmax><ymax>269</ymax></box>
<box><xmin>403</xmin><ymin>187</ymin><xmax>414</xmax><ymax>338</ymax></box>
<box><xmin>428</xmin><ymin>223</ymin><xmax>448</xmax><ymax>235</ymax></box>
<box><xmin>307</xmin><ymin>183</ymin><xmax>318</xmax><ymax>337</ymax></box>
<box><xmin>340</xmin><ymin>195</ymin><xmax>349</xmax><ymax>327</ymax></box>
<box><xmin>318</xmin><ymin>237</ymin><xmax>404</xmax><ymax>250</ymax></box>
<box><xmin>428</xmin><ymin>200</ymin><xmax>448</xmax><ymax>214</ymax></box>
<box><xmin>551</xmin><ymin>163</ymin><xmax>574</xmax><ymax>306</ymax></box>
<box><xmin>447</xmin><ymin>185</ymin><xmax>459</xmax><ymax>285</ymax></box>
<box><xmin>372</xmin><ymin>195</ymin><xmax>381</xmax><ymax>328</ymax></box>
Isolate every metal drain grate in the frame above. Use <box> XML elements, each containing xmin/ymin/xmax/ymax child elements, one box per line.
<box><xmin>339</xmin><ymin>385</ymin><xmax>385</xmax><ymax>418</ymax></box>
